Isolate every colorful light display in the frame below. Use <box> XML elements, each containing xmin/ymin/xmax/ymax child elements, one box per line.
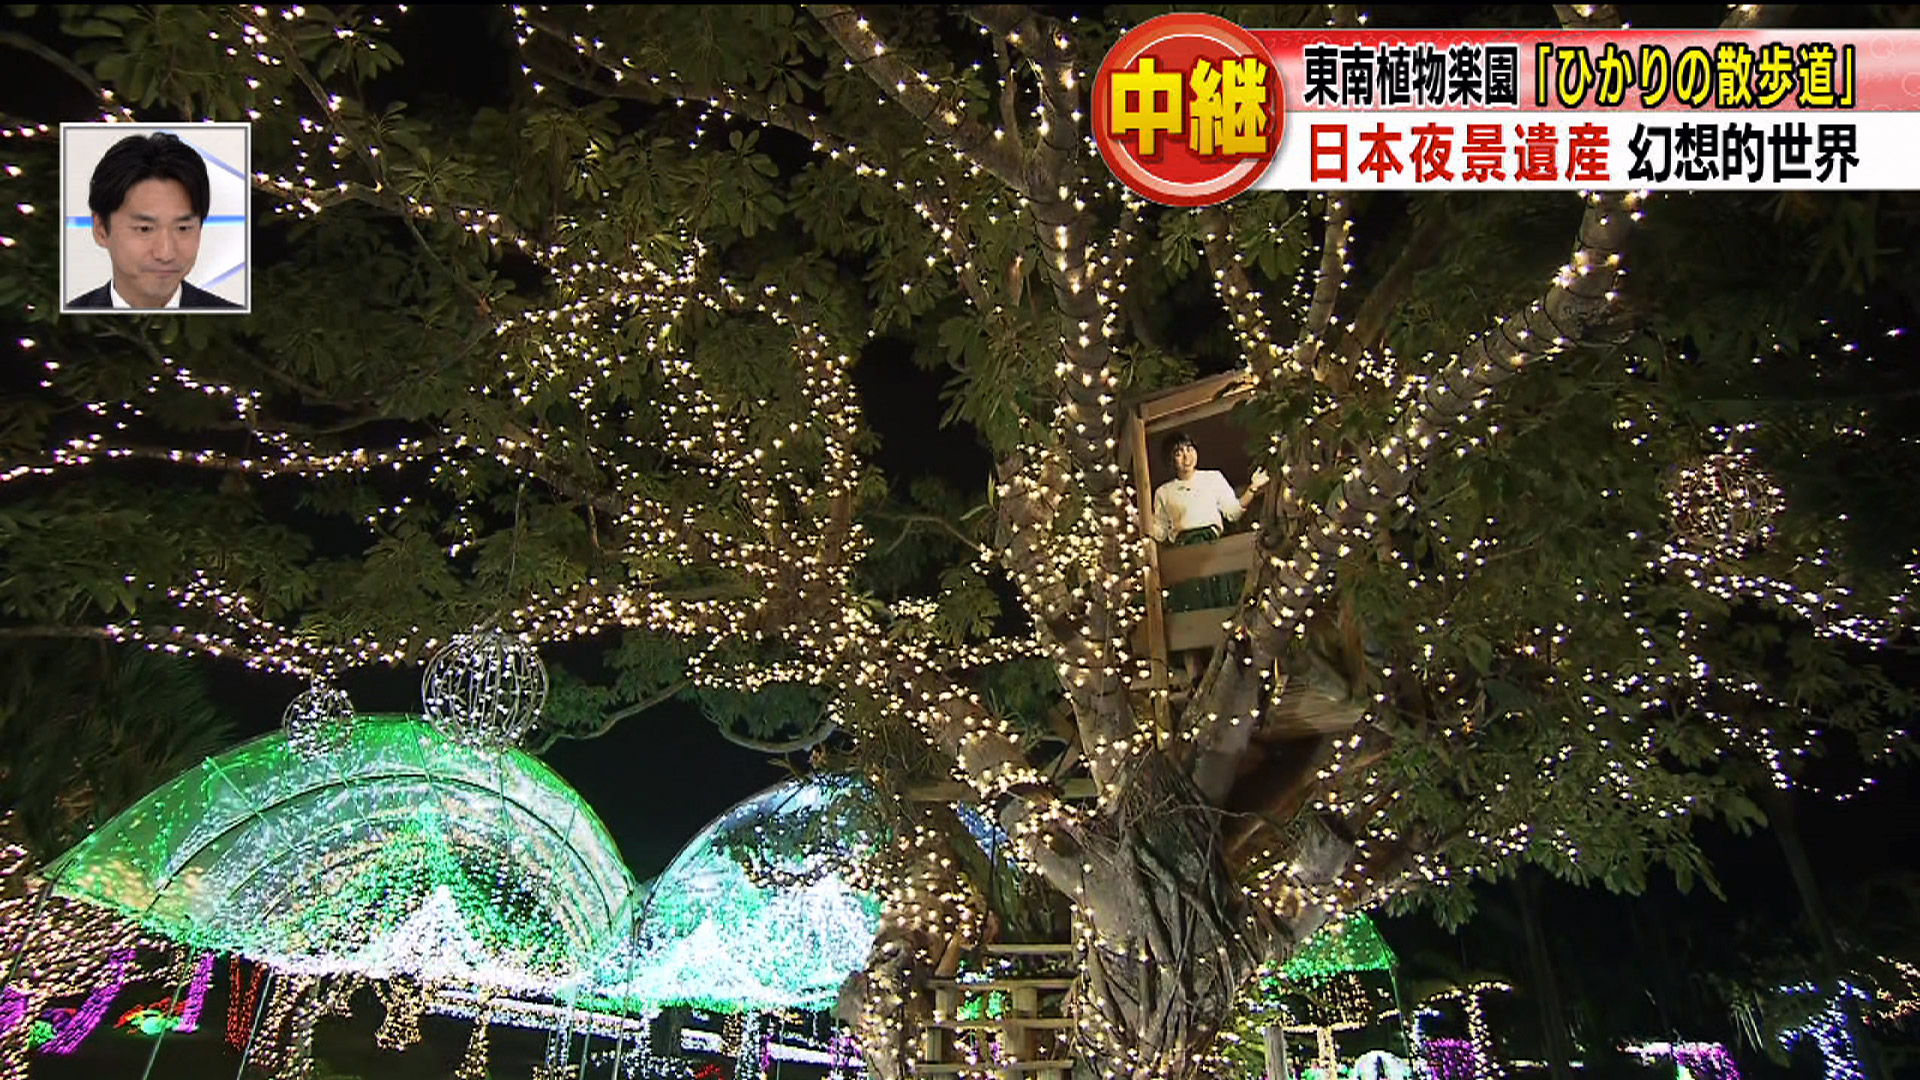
<box><xmin>1624</xmin><ymin>1040</ymin><xmax>1742</xmax><ymax>1080</ymax></box>
<box><xmin>1276</xmin><ymin>914</ymin><xmax>1397</xmax><ymax>985</ymax></box>
<box><xmin>116</xmin><ymin>952</ymin><xmax>216</xmax><ymax>1037</ymax></box>
<box><xmin>1412</xmin><ymin>982</ymin><xmax>1512</xmax><ymax>1080</ymax></box>
<box><xmin>1424</xmin><ymin>1037</ymin><xmax>1481</xmax><ymax>1080</ymax></box>
<box><xmin>225</xmin><ymin>959</ymin><xmax>267</xmax><ymax>1053</ymax></box>
<box><xmin>35</xmin><ymin>947</ymin><xmax>133</xmax><ymax>1055</ymax></box>
<box><xmin>0</xmin><ymin>817</ymin><xmax>156</xmax><ymax>1080</ymax></box>
<box><xmin>42</xmin><ymin>716</ymin><xmax>639</xmax><ymax>996</ymax></box>
<box><xmin>1777</xmin><ymin>982</ymin><xmax>1870</xmax><ymax>1080</ymax></box>
<box><xmin>594</xmin><ymin>778</ymin><xmax>883</xmax><ymax>1013</ymax></box>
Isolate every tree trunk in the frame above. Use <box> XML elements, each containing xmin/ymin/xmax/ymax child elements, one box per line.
<box><xmin>1512</xmin><ymin>872</ymin><xmax>1575</xmax><ymax>1080</ymax></box>
<box><xmin>1760</xmin><ymin>785</ymin><xmax>1888</xmax><ymax>1080</ymax></box>
<box><xmin>1072</xmin><ymin>750</ymin><xmax>1320</xmax><ymax>1080</ymax></box>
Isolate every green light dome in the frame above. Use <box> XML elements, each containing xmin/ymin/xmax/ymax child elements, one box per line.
<box><xmin>598</xmin><ymin>775</ymin><xmax>885</xmax><ymax>1013</ymax></box>
<box><xmin>44</xmin><ymin>716</ymin><xmax>639</xmax><ymax>995</ymax></box>
<box><xmin>1276</xmin><ymin>912</ymin><xmax>1397</xmax><ymax>982</ymax></box>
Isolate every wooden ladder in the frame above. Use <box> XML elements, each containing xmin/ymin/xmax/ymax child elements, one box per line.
<box><xmin>917</xmin><ymin>941</ymin><xmax>1077</xmax><ymax>1080</ymax></box>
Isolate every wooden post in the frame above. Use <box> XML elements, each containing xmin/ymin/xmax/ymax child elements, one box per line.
<box><xmin>1010</xmin><ymin>985</ymin><xmax>1038</xmax><ymax>1067</ymax></box>
<box><xmin>1264</xmin><ymin>1025</ymin><xmax>1291</xmax><ymax>1080</ymax></box>
<box><xmin>923</xmin><ymin>985</ymin><xmax>954</xmax><ymax>1066</ymax></box>
<box><xmin>1129</xmin><ymin>411</ymin><xmax>1170</xmax><ymax>738</ymax></box>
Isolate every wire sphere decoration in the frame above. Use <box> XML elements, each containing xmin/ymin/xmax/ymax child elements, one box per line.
<box><xmin>421</xmin><ymin>628</ymin><xmax>548</xmax><ymax>751</ymax></box>
<box><xmin>1665</xmin><ymin>449</ymin><xmax>1785</xmax><ymax>559</ymax></box>
<box><xmin>283</xmin><ymin>681</ymin><xmax>357</xmax><ymax>758</ymax></box>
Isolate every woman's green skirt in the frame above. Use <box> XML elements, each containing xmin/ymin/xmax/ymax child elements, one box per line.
<box><xmin>1164</xmin><ymin>526</ymin><xmax>1244</xmax><ymax>612</ymax></box>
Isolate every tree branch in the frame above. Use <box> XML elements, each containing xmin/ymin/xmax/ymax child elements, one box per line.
<box><xmin>4</xmin><ymin>437</ymin><xmax>450</xmax><ymax>484</ymax></box>
<box><xmin>1200</xmin><ymin>206</ymin><xmax>1287</xmax><ymax>385</ymax></box>
<box><xmin>807</xmin><ymin>5</ymin><xmax>1028</xmax><ymax>194</ymax></box>
<box><xmin>716</xmin><ymin>713</ymin><xmax>840</xmax><ymax>754</ymax></box>
<box><xmin>0</xmin><ymin>31</ymin><xmax>112</xmax><ymax>108</ymax></box>
<box><xmin>871</xmin><ymin>511</ymin><xmax>986</xmax><ymax>557</ymax></box>
<box><xmin>528</xmin><ymin>677</ymin><xmax>695</xmax><ymax>753</ymax></box>
<box><xmin>519</xmin><ymin>9</ymin><xmax>1001</xmax><ymax>311</ymax></box>
<box><xmin>1323</xmin><ymin>210</ymin><xmax>1453</xmax><ymax>379</ymax></box>
<box><xmin>1551</xmin><ymin>5</ymin><xmax>1621</xmax><ymax>29</ymax></box>
<box><xmin>989</xmin><ymin>26</ymin><xmax>1022</xmax><ymax>146</ymax></box>
<box><xmin>251</xmin><ymin>15</ymin><xmax>493</xmax><ymax>311</ymax></box>
<box><xmin>520</xmin><ymin>10</ymin><xmax>872</xmax><ymax>170</ymax></box>
<box><xmin>1293</xmin><ymin>195</ymin><xmax>1354</xmax><ymax>378</ymax></box>
<box><xmin>1186</xmin><ymin>190</ymin><xmax>1642</xmax><ymax>787</ymax></box>
<box><xmin>1721</xmin><ymin>5</ymin><xmax>1797</xmax><ymax>29</ymax></box>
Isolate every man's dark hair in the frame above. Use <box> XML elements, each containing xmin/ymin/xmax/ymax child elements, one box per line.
<box><xmin>88</xmin><ymin>132</ymin><xmax>210</xmax><ymax>229</ymax></box>
<box><xmin>1163</xmin><ymin>431</ymin><xmax>1197</xmax><ymax>465</ymax></box>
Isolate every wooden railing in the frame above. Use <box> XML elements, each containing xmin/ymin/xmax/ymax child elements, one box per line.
<box><xmin>1141</xmin><ymin>530</ymin><xmax>1258</xmax><ymax>654</ymax></box>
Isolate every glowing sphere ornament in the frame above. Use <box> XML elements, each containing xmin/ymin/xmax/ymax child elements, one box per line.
<box><xmin>1665</xmin><ymin>449</ymin><xmax>1784</xmax><ymax>558</ymax></box>
<box><xmin>422</xmin><ymin>628</ymin><xmax>548</xmax><ymax>750</ymax></box>
<box><xmin>282</xmin><ymin>681</ymin><xmax>356</xmax><ymax>758</ymax></box>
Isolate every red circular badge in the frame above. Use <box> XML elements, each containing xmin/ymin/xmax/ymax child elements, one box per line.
<box><xmin>1093</xmin><ymin>13</ymin><xmax>1284</xmax><ymax>207</ymax></box>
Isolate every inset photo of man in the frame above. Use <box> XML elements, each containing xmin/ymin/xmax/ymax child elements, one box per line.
<box><xmin>60</xmin><ymin>123</ymin><xmax>250</xmax><ymax>314</ymax></box>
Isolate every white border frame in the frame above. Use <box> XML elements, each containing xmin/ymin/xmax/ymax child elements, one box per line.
<box><xmin>59</xmin><ymin>121</ymin><xmax>253</xmax><ymax>316</ymax></box>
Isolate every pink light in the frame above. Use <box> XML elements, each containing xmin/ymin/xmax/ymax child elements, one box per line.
<box><xmin>1627</xmin><ymin>1040</ymin><xmax>1742</xmax><ymax>1080</ymax></box>
<box><xmin>1426</xmin><ymin>1037</ymin><xmax>1483</xmax><ymax>1080</ymax></box>
<box><xmin>176</xmin><ymin>953</ymin><xmax>215</xmax><ymax>1033</ymax></box>
<box><xmin>40</xmin><ymin>947</ymin><xmax>135</xmax><ymax>1054</ymax></box>
<box><xmin>1675</xmin><ymin>1043</ymin><xmax>1741</xmax><ymax>1080</ymax></box>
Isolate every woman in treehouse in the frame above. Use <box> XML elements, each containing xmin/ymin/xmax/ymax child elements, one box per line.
<box><xmin>1150</xmin><ymin>432</ymin><xmax>1269</xmax><ymax>683</ymax></box>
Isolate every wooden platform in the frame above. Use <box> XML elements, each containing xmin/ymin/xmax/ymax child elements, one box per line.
<box><xmin>930</xmin><ymin>978</ymin><xmax>1074</xmax><ymax>992</ymax></box>
<box><xmin>981</xmin><ymin>943</ymin><xmax>1075</xmax><ymax>956</ymax></box>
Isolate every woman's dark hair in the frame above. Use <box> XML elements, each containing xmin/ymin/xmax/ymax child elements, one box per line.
<box><xmin>88</xmin><ymin>132</ymin><xmax>211</xmax><ymax>228</ymax></box>
<box><xmin>1163</xmin><ymin>431</ymin><xmax>1197</xmax><ymax>465</ymax></box>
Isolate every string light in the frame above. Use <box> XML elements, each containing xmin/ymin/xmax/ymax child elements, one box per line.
<box><xmin>115</xmin><ymin>952</ymin><xmax>216</xmax><ymax>1036</ymax></box>
<box><xmin>0</xmin><ymin>817</ymin><xmax>154</xmax><ymax>1080</ymax></box>
<box><xmin>6</xmin><ymin>7</ymin><xmax>1913</xmax><ymax>1077</ymax></box>
<box><xmin>1416</xmin><ymin>983</ymin><xmax>1512</xmax><ymax>1080</ymax></box>
<box><xmin>1776</xmin><ymin>982</ymin><xmax>1870</xmax><ymax>1080</ymax></box>
<box><xmin>44</xmin><ymin>717</ymin><xmax>639</xmax><ymax>998</ymax></box>
<box><xmin>282</xmin><ymin>680</ymin><xmax>356</xmax><ymax>757</ymax></box>
<box><xmin>1624</xmin><ymin>1040</ymin><xmax>1742</xmax><ymax>1080</ymax></box>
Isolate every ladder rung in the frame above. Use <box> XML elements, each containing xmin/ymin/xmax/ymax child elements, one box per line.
<box><xmin>931</xmin><ymin>1017</ymin><xmax>1076</xmax><ymax>1030</ymax></box>
<box><xmin>930</xmin><ymin>978</ymin><xmax>1073</xmax><ymax>991</ymax></box>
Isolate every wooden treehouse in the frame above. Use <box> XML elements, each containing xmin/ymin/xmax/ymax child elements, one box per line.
<box><xmin>1123</xmin><ymin>371</ymin><xmax>1264</xmax><ymax>700</ymax></box>
<box><xmin>1123</xmin><ymin>371</ymin><xmax>1365</xmax><ymax>744</ymax></box>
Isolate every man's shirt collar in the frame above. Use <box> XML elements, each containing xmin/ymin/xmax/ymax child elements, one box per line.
<box><xmin>109</xmin><ymin>279</ymin><xmax>183</xmax><ymax>309</ymax></box>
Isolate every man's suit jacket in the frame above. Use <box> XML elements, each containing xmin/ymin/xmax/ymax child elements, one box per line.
<box><xmin>66</xmin><ymin>280</ymin><xmax>242</xmax><ymax>310</ymax></box>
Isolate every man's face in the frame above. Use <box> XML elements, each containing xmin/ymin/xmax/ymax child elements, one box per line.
<box><xmin>92</xmin><ymin>177</ymin><xmax>202</xmax><ymax>307</ymax></box>
<box><xmin>1172</xmin><ymin>441</ymin><xmax>1198</xmax><ymax>479</ymax></box>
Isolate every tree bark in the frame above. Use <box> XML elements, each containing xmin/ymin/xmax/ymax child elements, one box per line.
<box><xmin>1072</xmin><ymin>750</ymin><xmax>1325</xmax><ymax>1080</ymax></box>
<box><xmin>1760</xmin><ymin>785</ymin><xmax>1889</xmax><ymax>1080</ymax></box>
<box><xmin>1512</xmin><ymin>872</ymin><xmax>1575</xmax><ymax>1080</ymax></box>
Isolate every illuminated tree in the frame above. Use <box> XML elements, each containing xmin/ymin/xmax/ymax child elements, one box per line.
<box><xmin>2</xmin><ymin>5</ymin><xmax>1916</xmax><ymax>1079</ymax></box>
<box><xmin>0</xmin><ymin>641</ymin><xmax>234</xmax><ymax>857</ymax></box>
